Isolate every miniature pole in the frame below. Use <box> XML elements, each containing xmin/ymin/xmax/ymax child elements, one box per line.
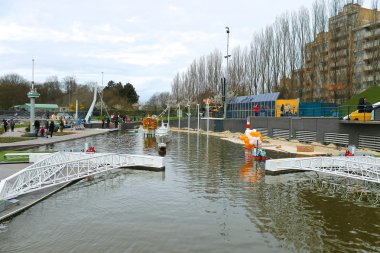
<box><xmin>206</xmin><ymin>103</ymin><xmax>209</xmax><ymax>133</ymax></box>
<box><xmin>75</xmin><ymin>100</ymin><xmax>78</xmax><ymax>120</ymax></box>
<box><xmin>188</xmin><ymin>104</ymin><xmax>190</xmax><ymax>132</ymax></box>
<box><xmin>178</xmin><ymin>105</ymin><xmax>180</xmax><ymax>129</ymax></box>
<box><xmin>197</xmin><ymin>104</ymin><xmax>200</xmax><ymax>132</ymax></box>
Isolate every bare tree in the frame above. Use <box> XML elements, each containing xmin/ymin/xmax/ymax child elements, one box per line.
<box><xmin>246</xmin><ymin>38</ymin><xmax>260</xmax><ymax>95</ymax></box>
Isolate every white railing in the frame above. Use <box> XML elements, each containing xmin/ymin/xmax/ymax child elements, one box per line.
<box><xmin>0</xmin><ymin>152</ymin><xmax>164</xmax><ymax>200</ymax></box>
<box><xmin>266</xmin><ymin>156</ymin><xmax>380</xmax><ymax>183</ymax></box>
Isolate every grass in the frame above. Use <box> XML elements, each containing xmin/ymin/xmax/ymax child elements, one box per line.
<box><xmin>20</xmin><ymin>131</ymin><xmax>74</xmax><ymax>138</ymax></box>
<box><xmin>342</xmin><ymin>85</ymin><xmax>380</xmax><ymax>113</ymax></box>
<box><xmin>0</xmin><ymin>150</ymin><xmax>56</xmax><ymax>162</ymax></box>
<box><xmin>0</xmin><ymin>137</ymin><xmax>36</xmax><ymax>143</ymax></box>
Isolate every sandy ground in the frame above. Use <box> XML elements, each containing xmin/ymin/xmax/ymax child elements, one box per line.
<box><xmin>171</xmin><ymin>127</ymin><xmax>380</xmax><ymax>157</ymax></box>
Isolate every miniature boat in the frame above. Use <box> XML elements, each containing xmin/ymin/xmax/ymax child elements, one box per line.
<box><xmin>142</xmin><ymin>116</ymin><xmax>158</xmax><ymax>136</ymax></box>
<box><xmin>156</xmin><ymin>122</ymin><xmax>170</xmax><ymax>145</ymax></box>
<box><xmin>252</xmin><ymin>147</ymin><xmax>266</xmax><ymax>161</ymax></box>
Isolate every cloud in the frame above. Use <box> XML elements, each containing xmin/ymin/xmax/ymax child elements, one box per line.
<box><xmin>0</xmin><ymin>21</ymin><xmax>137</xmax><ymax>44</ymax></box>
<box><xmin>0</xmin><ymin>0</ymin><xmax>331</xmax><ymax>103</ymax></box>
<box><xmin>0</xmin><ymin>46</ymin><xmax>23</xmax><ymax>55</ymax></box>
<box><xmin>84</xmin><ymin>42</ymin><xmax>189</xmax><ymax>67</ymax></box>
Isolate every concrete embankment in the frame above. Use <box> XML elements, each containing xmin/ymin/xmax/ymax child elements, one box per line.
<box><xmin>170</xmin><ymin>127</ymin><xmax>380</xmax><ymax>157</ymax></box>
<box><xmin>0</xmin><ymin>128</ymin><xmax>119</xmax><ymax>151</ymax></box>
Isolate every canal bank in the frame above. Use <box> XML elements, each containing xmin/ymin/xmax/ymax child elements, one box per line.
<box><xmin>169</xmin><ymin>127</ymin><xmax>380</xmax><ymax>157</ymax></box>
<box><xmin>171</xmin><ymin>117</ymin><xmax>380</xmax><ymax>153</ymax></box>
<box><xmin>0</xmin><ymin>128</ymin><xmax>119</xmax><ymax>151</ymax></box>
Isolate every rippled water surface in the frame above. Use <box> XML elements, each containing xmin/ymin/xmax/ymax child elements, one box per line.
<box><xmin>1</xmin><ymin>130</ymin><xmax>380</xmax><ymax>253</ymax></box>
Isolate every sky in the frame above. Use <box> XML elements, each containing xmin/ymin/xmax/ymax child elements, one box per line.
<box><xmin>0</xmin><ymin>0</ymin><xmax>375</xmax><ymax>102</ymax></box>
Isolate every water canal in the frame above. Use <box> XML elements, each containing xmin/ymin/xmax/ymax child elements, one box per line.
<box><xmin>1</xmin><ymin>130</ymin><xmax>380</xmax><ymax>252</ymax></box>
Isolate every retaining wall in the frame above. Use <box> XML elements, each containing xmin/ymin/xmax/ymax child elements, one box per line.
<box><xmin>169</xmin><ymin>117</ymin><xmax>380</xmax><ymax>152</ymax></box>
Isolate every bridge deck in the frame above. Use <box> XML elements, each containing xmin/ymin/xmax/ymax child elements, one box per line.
<box><xmin>265</xmin><ymin>156</ymin><xmax>380</xmax><ymax>183</ymax></box>
<box><xmin>0</xmin><ymin>152</ymin><xmax>164</xmax><ymax>200</ymax></box>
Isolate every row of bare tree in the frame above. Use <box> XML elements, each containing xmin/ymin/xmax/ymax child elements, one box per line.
<box><xmin>170</xmin><ymin>0</ymin><xmax>368</xmax><ymax>105</ymax></box>
<box><xmin>0</xmin><ymin>73</ymin><xmax>93</xmax><ymax>110</ymax></box>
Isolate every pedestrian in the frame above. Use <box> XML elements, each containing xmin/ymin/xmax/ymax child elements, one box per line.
<box><xmin>59</xmin><ymin>119</ymin><xmax>64</xmax><ymax>132</ymax></box>
<box><xmin>260</xmin><ymin>105</ymin><xmax>266</xmax><ymax>116</ymax></box>
<box><xmin>101</xmin><ymin>117</ymin><xmax>105</xmax><ymax>129</ymax></box>
<box><xmin>113</xmin><ymin>113</ymin><xmax>118</xmax><ymax>128</ymax></box>
<box><xmin>253</xmin><ymin>104</ymin><xmax>259</xmax><ymax>117</ymax></box>
<box><xmin>280</xmin><ymin>104</ymin><xmax>285</xmax><ymax>117</ymax></box>
<box><xmin>10</xmin><ymin>118</ymin><xmax>15</xmax><ymax>132</ymax></box>
<box><xmin>106</xmin><ymin>117</ymin><xmax>110</xmax><ymax>128</ymax></box>
<box><xmin>2</xmin><ymin>119</ymin><xmax>8</xmax><ymax>132</ymax></box>
<box><xmin>34</xmin><ymin>120</ymin><xmax>40</xmax><ymax>137</ymax></box>
<box><xmin>40</xmin><ymin>127</ymin><xmax>45</xmax><ymax>137</ymax></box>
<box><xmin>49</xmin><ymin>121</ymin><xmax>55</xmax><ymax>138</ymax></box>
<box><xmin>45</xmin><ymin>121</ymin><xmax>49</xmax><ymax>138</ymax></box>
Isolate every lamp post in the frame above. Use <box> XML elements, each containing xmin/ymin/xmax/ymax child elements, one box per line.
<box><xmin>101</xmin><ymin>72</ymin><xmax>104</xmax><ymax>116</ymax></box>
<box><xmin>224</xmin><ymin>27</ymin><xmax>231</xmax><ymax>119</ymax></box>
<box><xmin>27</xmin><ymin>59</ymin><xmax>40</xmax><ymax>135</ymax></box>
<box><xmin>187</xmin><ymin>104</ymin><xmax>190</xmax><ymax>132</ymax></box>
<box><xmin>197</xmin><ymin>104</ymin><xmax>200</xmax><ymax>132</ymax></box>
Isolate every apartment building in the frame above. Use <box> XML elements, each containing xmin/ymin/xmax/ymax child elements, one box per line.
<box><xmin>298</xmin><ymin>3</ymin><xmax>380</xmax><ymax>103</ymax></box>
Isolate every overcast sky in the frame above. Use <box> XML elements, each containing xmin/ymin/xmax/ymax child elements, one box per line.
<box><xmin>0</xmin><ymin>0</ymin><xmax>375</xmax><ymax>102</ymax></box>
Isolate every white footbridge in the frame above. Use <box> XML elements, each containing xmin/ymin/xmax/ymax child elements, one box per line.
<box><xmin>0</xmin><ymin>152</ymin><xmax>164</xmax><ymax>200</ymax></box>
<box><xmin>266</xmin><ymin>156</ymin><xmax>380</xmax><ymax>183</ymax></box>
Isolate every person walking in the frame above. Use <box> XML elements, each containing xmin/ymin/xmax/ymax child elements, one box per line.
<box><xmin>45</xmin><ymin>121</ymin><xmax>49</xmax><ymax>138</ymax></box>
<box><xmin>49</xmin><ymin>121</ymin><xmax>55</xmax><ymax>138</ymax></box>
<box><xmin>2</xmin><ymin>119</ymin><xmax>8</xmax><ymax>132</ymax></box>
<box><xmin>34</xmin><ymin>120</ymin><xmax>40</xmax><ymax>137</ymax></box>
<box><xmin>10</xmin><ymin>118</ymin><xmax>15</xmax><ymax>132</ymax></box>
<box><xmin>106</xmin><ymin>117</ymin><xmax>110</xmax><ymax>128</ymax></box>
<box><xmin>59</xmin><ymin>119</ymin><xmax>64</xmax><ymax>133</ymax></box>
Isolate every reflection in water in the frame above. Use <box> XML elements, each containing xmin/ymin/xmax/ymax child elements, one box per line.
<box><xmin>144</xmin><ymin>137</ymin><xmax>156</xmax><ymax>149</ymax></box>
<box><xmin>239</xmin><ymin>150</ymin><xmax>264</xmax><ymax>184</ymax></box>
<box><xmin>1</xmin><ymin>131</ymin><xmax>380</xmax><ymax>253</ymax></box>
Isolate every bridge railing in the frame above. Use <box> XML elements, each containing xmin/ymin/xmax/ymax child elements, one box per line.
<box><xmin>266</xmin><ymin>156</ymin><xmax>380</xmax><ymax>184</ymax></box>
<box><xmin>0</xmin><ymin>152</ymin><xmax>164</xmax><ymax>200</ymax></box>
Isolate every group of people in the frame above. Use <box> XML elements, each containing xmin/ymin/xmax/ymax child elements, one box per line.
<box><xmin>34</xmin><ymin>119</ymin><xmax>64</xmax><ymax>138</ymax></box>
<box><xmin>253</xmin><ymin>104</ymin><xmax>266</xmax><ymax>117</ymax></box>
<box><xmin>280</xmin><ymin>104</ymin><xmax>294</xmax><ymax>117</ymax></box>
<box><xmin>2</xmin><ymin>118</ymin><xmax>16</xmax><ymax>133</ymax></box>
<box><xmin>101</xmin><ymin>113</ymin><xmax>131</xmax><ymax>129</ymax></box>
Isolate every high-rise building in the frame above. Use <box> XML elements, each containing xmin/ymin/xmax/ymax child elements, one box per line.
<box><xmin>296</xmin><ymin>3</ymin><xmax>380</xmax><ymax>103</ymax></box>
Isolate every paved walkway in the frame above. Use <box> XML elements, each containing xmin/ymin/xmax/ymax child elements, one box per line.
<box><xmin>0</xmin><ymin>128</ymin><xmax>118</xmax><ymax>150</ymax></box>
<box><xmin>1</xmin><ymin>127</ymin><xmax>27</xmax><ymax>137</ymax></box>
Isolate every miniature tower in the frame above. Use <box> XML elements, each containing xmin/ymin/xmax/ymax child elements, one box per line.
<box><xmin>28</xmin><ymin>59</ymin><xmax>40</xmax><ymax>134</ymax></box>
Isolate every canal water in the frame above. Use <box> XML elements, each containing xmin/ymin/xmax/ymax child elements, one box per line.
<box><xmin>1</xmin><ymin>130</ymin><xmax>380</xmax><ymax>253</ymax></box>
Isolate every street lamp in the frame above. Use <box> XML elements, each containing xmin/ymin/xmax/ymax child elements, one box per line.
<box><xmin>27</xmin><ymin>59</ymin><xmax>40</xmax><ymax>135</ymax></box>
<box><xmin>101</xmin><ymin>72</ymin><xmax>104</xmax><ymax>116</ymax></box>
<box><xmin>224</xmin><ymin>26</ymin><xmax>231</xmax><ymax>119</ymax></box>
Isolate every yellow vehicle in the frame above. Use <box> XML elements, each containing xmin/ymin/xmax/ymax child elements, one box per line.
<box><xmin>347</xmin><ymin>110</ymin><xmax>372</xmax><ymax>121</ymax></box>
<box><xmin>344</xmin><ymin>101</ymin><xmax>379</xmax><ymax>121</ymax></box>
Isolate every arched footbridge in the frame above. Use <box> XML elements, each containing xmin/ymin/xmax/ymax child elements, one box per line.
<box><xmin>266</xmin><ymin>156</ymin><xmax>380</xmax><ymax>183</ymax></box>
<box><xmin>0</xmin><ymin>152</ymin><xmax>164</xmax><ymax>200</ymax></box>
